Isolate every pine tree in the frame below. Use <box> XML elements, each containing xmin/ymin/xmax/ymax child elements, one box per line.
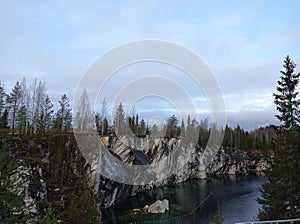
<box><xmin>257</xmin><ymin>56</ymin><xmax>300</xmax><ymax>220</ymax></box>
<box><xmin>273</xmin><ymin>55</ymin><xmax>300</xmax><ymax>129</ymax></box>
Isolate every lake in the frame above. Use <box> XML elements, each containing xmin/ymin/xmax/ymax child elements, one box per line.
<box><xmin>102</xmin><ymin>175</ymin><xmax>267</xmax><ymax>224</ymax></box>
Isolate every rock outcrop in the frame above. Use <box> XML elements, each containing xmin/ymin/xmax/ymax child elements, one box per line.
<box><xmin>95</xmin><ymin>136</ymin><xmax>267</xmax><ymax>209</ymax></box>
<box><xmin>144</xmin><ymin>199</ymin><xmax>169</xmax><ymax>213</ymax></box>
<box><xmin>255</xmin><ymin>158</ymin><xmax>269</xmax><ymax>173</ymax></box>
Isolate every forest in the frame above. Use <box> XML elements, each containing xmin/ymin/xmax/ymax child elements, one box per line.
<box><xmin>0</xmin><ymin>56</ymin><xmax>299</xmax><ymax>223</ymax></box>
<box><xmin>0</xmin><ymin>77</ymin><xmax>275</xmax><ymax>151</ymax></box>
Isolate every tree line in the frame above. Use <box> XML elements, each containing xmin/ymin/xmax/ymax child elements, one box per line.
<box><xmin>0</xmin><ymin>78</ymin><xmax>276</xmax><ymax>153</ymax></box>
<box><xmin>0</xmin><ymin>78</ymin><xmax>72</xmax><ymax>134</ymax></box>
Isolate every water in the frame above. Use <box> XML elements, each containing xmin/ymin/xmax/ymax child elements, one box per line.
<box><xmin>102</xmin><ymin>175</ymin><xmax>267</xmax><ymax>224</ymax></box>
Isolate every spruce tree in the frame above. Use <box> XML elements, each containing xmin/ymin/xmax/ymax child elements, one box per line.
<box><xmin>75</xmin><ymin>89</ymin><xmax>93</xmax><ymax>132</ymax></box>
<box><xmin>258</xmin><ymin>126</ymin><xmax>300</xmax><ymax>219</ymax></box>
<box><xmin>257</xmin><ymin>56</ymin><xmax>300</xmax><ymax>220</ymax></box>
<box><xmin>180</xmin><ymin>118</ymin><xmax>185</xmax><ymax>137</ymax></box>
<box><xmin>273</xmin><ymin>55</ymin><xmax>300</xmax><ymax>129</ymax></box>
<box><xmin>36</xmin><ymin>95</ymin><xmax>54</xmax><ymax>133</ymax></box>
<box><xmin>165</xmin><ymin>115</ymin><xmax>179</xmax><ymax>138</ymax></box>
<box><xmin>54</xmin><ymin>94</ymin><xmax>72</xmax><ymax>132</ymax></box>
<box><xmin>102</xmin><ymin>117</ymin><xmax>109</xmax><ymax>135</ymax></box>
<box><xmin>7</xmin><ymin>81</ymin><xmax>22</xmax><ymax>133</ymax></box>
<box><xmin>113</xmin><ymin>103</ymin><xmax>125</xmax><ymax>136</ymax></box>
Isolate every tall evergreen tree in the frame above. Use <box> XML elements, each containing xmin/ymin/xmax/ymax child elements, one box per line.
<box><xmin>100</xmin><ymin>98</ymin><xmax>108</xmax><ymax>135</ymax></box>
<box><xmin>95</xmin><ymin>111</ymin><xmax>102</xmax><ymax>134</ymax></box>
<box><xmin>273</xmin><ymin>55</ymin><xmax>300</xmax><ymax>129</ymax></box>
<box><xmin>180</xmin><ymin>118</ymin><xmax>185</xmax><ymax>137</ymax></box>
<box><xmin>102</xmin><ymin>117</ymin><xmax>109</xmax><ymax>135</ymax></box>
<box><xmin>18</xmin><ymin>78</ymin><xmax>30</xmax><ymax>134</ymax></box>
<box><xmin>7</xmin><ymin>81</ymin><xmax>22</xmax><ymax>133</ymax></box>
<box><xmin>139</xmin><ymin>119</ymin><xmax>146</xmax><ymax>136</ymax></box>
<box><xmin>257</xmin><ymin>126</ymin><xmax>300</xmax><ymax>220</ymax></box>
<box><xmin>55</xmin><ymin>94</ymin><xmax>72</xmax><ymax>132</ymax></box>
<box><xmin>31</xmin><ymin>80</ymin><xmax>46</xmax><ymax>133</ymax></box>
<box><xmin>186</xmin><ymin>115</ymin><xmax>191</xmax><ymax>133</ymax></box>
<box><xmin>135</xmin><ymin>113</ymin><xmax>139</xmax><ymax>134</ymax></box>
<box><xmin>165</xmin><ymin>115</ymin><xmax>179</xmax><ymax>138</ymax></box>
<box><xmin>75</xmin><ymin>89</ymin><xmax>93</xmax><ymax>132</ymax></box>
<box><xmin>37</xmin><ymin>95</ymin><xmax>54</xmax><ymax>133</ymax></box>
<box><xmin>113</xmin><ymin>103</ymin><xmax>125</xmax><ymax>136</ymax></box>
<box><xmin>258</xmin><ymin>56</ymin><xmax>300</xmax><ymax>220</ymax></box>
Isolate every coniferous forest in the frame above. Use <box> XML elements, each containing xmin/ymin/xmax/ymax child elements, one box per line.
<box><xmin>0</xmin><ymin>56</ymin><xmax>300</xmax><ymax>223</ymax></box>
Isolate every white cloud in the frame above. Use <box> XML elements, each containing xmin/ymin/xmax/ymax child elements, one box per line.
<box><xmin>1</xmin><ymin>0</ymin><xmax>299</xmax><ymax>130</ymax></box>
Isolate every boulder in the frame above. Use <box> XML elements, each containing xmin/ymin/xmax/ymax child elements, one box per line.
<box><xmin>228</xmin><ymin>164</ymin><xmax>236</xmax><ymax>175</ymax></box>
<box><xmin>144</xmin><ymin>199</ymin><xmax>169</xmax><ymax>214</ymax></box>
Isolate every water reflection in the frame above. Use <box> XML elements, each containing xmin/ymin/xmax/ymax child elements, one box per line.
<box><xmin>102</xmin><ymin>175</ymin><xmax>267</xmax><ymax>224</ymax></box>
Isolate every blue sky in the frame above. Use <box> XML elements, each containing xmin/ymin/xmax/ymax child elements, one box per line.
<box><xmin>1</xmin><ymin>0</ymin><xmax>300</xmax><ymax>130</ymax></box>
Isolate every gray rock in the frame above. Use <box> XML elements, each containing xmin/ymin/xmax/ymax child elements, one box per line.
<box><xmin>144</xmin><ymin>199</ymin><xmax>169</xmax><ymax>214</ymax></box>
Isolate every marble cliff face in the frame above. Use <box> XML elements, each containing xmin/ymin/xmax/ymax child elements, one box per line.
<box><xmin>92</xmin><ymin>136</ymin><xmax>267</xmax><ymax>209</ymax></box>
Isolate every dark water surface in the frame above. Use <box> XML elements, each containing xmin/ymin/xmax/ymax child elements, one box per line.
<box><xmin>102</xmin><ymin>175</ymin><xmax>267</xmax><ymax>224</ymax></box>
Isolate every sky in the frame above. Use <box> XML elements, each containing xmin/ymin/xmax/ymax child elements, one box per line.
<box><xmin>1</xmin><ymin>0</ymin><xmax>300</xmax><ymax>130</ymax></box>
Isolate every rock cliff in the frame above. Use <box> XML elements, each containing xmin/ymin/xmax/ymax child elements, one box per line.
<box><xmin>95</xmin><ymin>136</ymin><xmax>266</xmax><ymax>209</ymax></box>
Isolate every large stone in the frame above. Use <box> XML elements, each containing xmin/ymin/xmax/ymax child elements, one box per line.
<box><xmin>144</xmin><ymin>199</ymin><xmax>169</xmax><ymax>214</ymax></box>
<box><xmin>228</xmin><ymin>164</ymin><xmax>236</xmax><ymax>175</ymax></box>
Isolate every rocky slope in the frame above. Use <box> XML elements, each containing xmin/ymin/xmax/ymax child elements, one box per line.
<box><xmin>95</xmin><ymin>136</ymin><xmax>267</xmax><ymax>209</ymax></box>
